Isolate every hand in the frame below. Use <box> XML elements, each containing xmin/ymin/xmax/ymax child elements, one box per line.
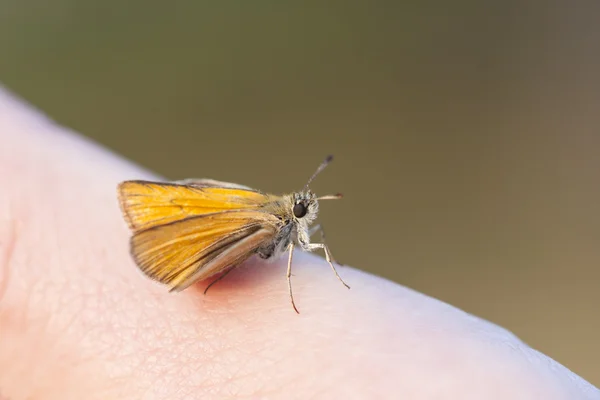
<box><xmin>0</xmin><ymin>88</ymin><xmax>597</xmax><ymax>399</ymax></box>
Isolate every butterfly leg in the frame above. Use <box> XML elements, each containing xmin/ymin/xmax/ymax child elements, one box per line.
<box><xmin>287</xmin><ymin>243</ymin><xmax>300</xmax><ymax>314</ymax></box>
<box><xmin>203</xmin><ymin>268</ymin><xmax>234</xmax><ymax>295</ymax></box>
<box><xmin>308</xmin><ymin>224</ymin><xmax>322</xmax><ymax>238</ymax></box>
<box><xmin>308</xmin><ymin>224</ymin><xmax>346</xmax><ymax>267</ymax></box>
<box><xmin>304</xmin><ymin>242</ymin><xmax>350</xmax><ymax>290</ymax></box>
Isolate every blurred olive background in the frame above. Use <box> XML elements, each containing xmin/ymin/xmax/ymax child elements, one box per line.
<box><xmin>2</xmin><ymin>1</ymin><xmax>599</xmax><ymax>385</ymax></box>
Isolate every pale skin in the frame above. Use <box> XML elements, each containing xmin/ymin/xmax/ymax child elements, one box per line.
<box><xmin>0</xmin><ymin>88</ymin><xmax>598</xmax><ymax>399</ymax></box>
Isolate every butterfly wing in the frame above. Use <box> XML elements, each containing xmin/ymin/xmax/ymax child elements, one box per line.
<box><xmin>173</xmin><ymin>178</ymin><xmax>255</xmax><ymax>191</ymax></box>
<box><xmin>118</xmin><ymin>180</ymin><xmax>274</xmax><ymax>232</ymax></box>
<box><xmin>171</xmin><ymin>227</ymin><xmax>277</xmax><ymax>291</ymax></box>
<box><xmin>130</xmin><ymin>211</ymin><xmax>278</xmax><ymax>289</ymax></box>
<box><xmin>118</xmin><ymin>180</ymin><xmax>282</xmax><ymax>290</ymax></box>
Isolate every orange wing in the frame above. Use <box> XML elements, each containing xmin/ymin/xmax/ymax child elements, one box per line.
<box><xmin>118</xmin><ymin>180</ymin><xmax>273</xmax><ymax>232</ymax></box>
<box><xmin>117</xmin><ymin>180</ymin><xmax>282</xmax><ymax>290</ymax></box>
<box><xmin>130</xmin><ymin>211</ymin><xmax>278</xmax><ymax>289</ymax></box>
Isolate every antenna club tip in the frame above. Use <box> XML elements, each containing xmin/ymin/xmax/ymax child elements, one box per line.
<box><xmin>305</xmin><ymin>155</ymin><xmax>335</xmax><ymax>189</ymax></box>
<box><xmin>335</xmin><ymin>193</ymin><xmax>343</xmax><ymax>198</ymax></box>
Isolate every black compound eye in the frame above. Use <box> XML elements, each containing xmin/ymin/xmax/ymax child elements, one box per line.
<box><xmin>293</xmin><ymin>203</ymin><xmax>307</xmax><ymax>218</ymax></box>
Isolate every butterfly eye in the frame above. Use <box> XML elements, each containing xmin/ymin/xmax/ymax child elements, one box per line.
<box><xmin>293</xmin><ymin>203</ymin><xmax>307</xmax><ymax>218</ymax></box>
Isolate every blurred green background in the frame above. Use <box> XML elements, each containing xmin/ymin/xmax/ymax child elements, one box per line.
<box><xmin>2</xmin><ymin>1</ymin><xmax>599</xmax><ymax>385</ymax></box>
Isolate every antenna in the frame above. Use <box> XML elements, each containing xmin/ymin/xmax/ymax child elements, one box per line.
<box><xmin>304</xmin><ymin>155</ymin><xmax>333</xmax><ymax>191</ymax></box>
<box><xmin>316</xmin><ymin>193</ymin><xmax>343</xmax><ymax>200</ymax></box>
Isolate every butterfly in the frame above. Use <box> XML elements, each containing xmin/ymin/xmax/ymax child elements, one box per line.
<box><xmin>117</xmin><ymin>155</ymin><xmax>349</xmax><ymax>313</ymax></box>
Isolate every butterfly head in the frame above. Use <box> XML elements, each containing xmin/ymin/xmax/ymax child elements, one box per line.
<box><xmin>292</xmin><ymin>190</ymin><xmax>319</xmax><ymax>225</ymax></box>
<box><xmin>290</xmin><ymin>155</ymin><xmax>343</xmax><ymax>227</ymax></box>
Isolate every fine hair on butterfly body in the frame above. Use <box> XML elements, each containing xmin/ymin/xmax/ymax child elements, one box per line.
<box><xmin>117</xmin><ymin>155</ymin><xmax>349</xmax><ymax>313</ymax></box>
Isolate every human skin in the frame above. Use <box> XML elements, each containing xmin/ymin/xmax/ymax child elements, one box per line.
<box><xmin>0</xmin><ymin>88</ymin><xmax>598</xmax><ymax>399</ymax></box>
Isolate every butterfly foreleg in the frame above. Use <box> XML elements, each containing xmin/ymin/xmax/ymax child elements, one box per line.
<box><xmin>308</xmin><ymin>224</ymin><xmax>324</xmax><ymax>240</ymax></box>
<box><xmin>286</xmin><ymin>243</ymin><xmax>300</xmax><ymax>314</ymax></box>
<box><xmin>303</xmin><ymin>241</ymin><xmax>350</xmax><ymax>290</ymax></box>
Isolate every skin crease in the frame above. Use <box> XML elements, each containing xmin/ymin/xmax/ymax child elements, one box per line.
<box><xmin>0</xmin><ymin>88</ymin><xmax>598</xmax><ymax>400</ymax></box>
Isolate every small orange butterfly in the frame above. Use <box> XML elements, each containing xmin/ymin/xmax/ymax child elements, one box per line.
<box><xmin>117</xmin><ymin>155</ymin><xmax>349</xmax><ymax>313</ymax></box>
